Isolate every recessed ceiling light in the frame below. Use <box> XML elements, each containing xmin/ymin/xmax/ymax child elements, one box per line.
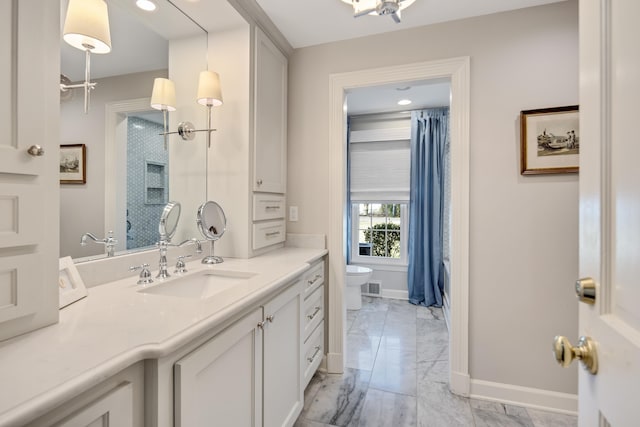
<box><xmin>397</xmin><ymin>99</ymin><xmax>412</xmax><ymax>106</ymax></box>
<box><xmin>136</xmin><ymin>0</ymin><xmax>157</xmax><ymax>12</ymax></box>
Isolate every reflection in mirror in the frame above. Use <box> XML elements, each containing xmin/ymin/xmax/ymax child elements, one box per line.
<box><xmin>60</xmin><ymin>0</ymin><xmax>208</xmax><ymax>261</ymax></box>
<box><xmin>159</xmin><ymin>201</ymin><xmax>181</xmax><ymax>242</ymax></box>
<box><xmin>197</xmin><ymin>201</ymin><xmax>227</xmax><ymax>264</ymax></box>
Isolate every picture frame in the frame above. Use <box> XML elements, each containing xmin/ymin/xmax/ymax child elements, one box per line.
<box><xmin>520</xmin><ymin>105</ymin><xmax>579</xmax><ymax>175</ymax></box>
<box><xmin>59</xmin><ymin>256</ymin><xmax>88</xmax><ymax>309</ymax></box>
<box><xmin>60</xmin><ymin>144</ymin><xmax>86</xmax><ymax>184</ymax></box>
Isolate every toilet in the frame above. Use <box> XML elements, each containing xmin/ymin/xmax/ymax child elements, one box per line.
<box><xmin>345</xmin><ymin>265</ymin><xmax>373</xmax><ymax>310</ymax></box>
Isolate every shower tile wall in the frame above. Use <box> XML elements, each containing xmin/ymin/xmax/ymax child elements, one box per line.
<box><xmin>127</xmin><ymin>117</ymin><xmax>168</xmax><ymax>249</ymax></box>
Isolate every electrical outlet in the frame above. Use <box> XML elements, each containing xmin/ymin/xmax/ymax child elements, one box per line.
<box><xmin>289</xmin><ymin>206</ymin><xmax>298</xmax><ymax>222</ymax></box>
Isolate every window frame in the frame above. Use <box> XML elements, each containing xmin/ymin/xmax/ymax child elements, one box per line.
<box><xmin>350</xmin><ymin>202</ymin><xmax>408</xmax><ymax>266</ymax></box>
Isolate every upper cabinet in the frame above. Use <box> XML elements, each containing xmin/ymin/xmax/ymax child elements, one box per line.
<box><xmin>253</xmin><ymin>27</ymin><xmax>288</xmax><ymax>194</ymax></box>
<box><xmin>0</xmin><ymin>0</ymin><xmax>59</xmax><ymax>341</ymax></box>
<box><xmin>208</xmin><ymin>22</ymin><xmax>288</xmax><ymax>258</ymax></box>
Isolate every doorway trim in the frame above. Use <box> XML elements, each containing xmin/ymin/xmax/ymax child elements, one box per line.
<box><xmin>327</xmin><ymin>56</ymin><xmax>471</xmax><ymax>395</ymax></box>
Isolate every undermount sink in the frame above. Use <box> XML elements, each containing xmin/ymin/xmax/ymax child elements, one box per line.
<box><xmin>138</xmin><ymin>270</ymin><xmax>257</xmax><ymax>300</ymax></box>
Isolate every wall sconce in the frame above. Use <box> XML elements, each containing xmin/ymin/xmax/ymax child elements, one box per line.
<box><xmin>150</xmin><ymin>71</ymin><xmax>223</xmax><ymax>149</ymax></box>
<box><xmin>60</xmin><ymin>0</ymin><xmax>112</xmax><ymax>114</ymax></box>
<box><xmin>150</xmin><ymin>78</ymin><xmax>176</xmax><ymax>150</ymax></box>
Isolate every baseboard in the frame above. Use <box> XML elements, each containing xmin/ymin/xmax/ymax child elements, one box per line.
<box><xmin>442</xmin><ymin>292</ymin><xmax>451</xmax><ymax>332</ymax></box>
<box><xmin>380</xmin><ymin>289</ymin><xmax>408</xmax><ymax>300</ymax></box>
<box><xmin>450</xmin><ymin>370</ymin><xmax>471</xmax><ymax>397</ymax></box>
<box><xmin>469</xmin><ymin>379</ymin><xmax>578</xmax><ymax>415</ymax></box>
<box><xmin>325</xmin><ymin>352</ymin><xmax>344</xmax><ymax>374</ymax></box>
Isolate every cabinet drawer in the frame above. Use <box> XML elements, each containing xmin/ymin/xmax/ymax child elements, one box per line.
<box><xmin>253</xmin><ymin>194</ymin><xmax>286</xmax><ymax>221</ymax></box>
<box><xmin>252</xmin><ymin>220</ymin><xmax>286</xmax><ymax>250</ymax></box>
<box><xmin>303</xmin><ymin>260</ymin><xmax>325</xmax><ymax>299</ymax></box>
<box><xmin>303</xmin><ymin>285</ymin><xmax>324</xmax><ymax>339</ymax></box>
<box><xmin>303</xmin><ymin>322</ymin><xmax>324</xmax><ymax>389</ymax></box>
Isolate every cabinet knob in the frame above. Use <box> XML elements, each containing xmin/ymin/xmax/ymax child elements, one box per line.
<box><xmin>257</xmin><ymin>178</ymin><xmax>263</xmax><ymax>186</ymax></box>
<box><xmin>266</xmin><ymin>314</ymin><xmax>275</xmax><ymax>323</ymax></box>
<box><xmin>27</xmin><ymin>145</ymin><xmax>45</xmax><ymax>157</ymax></box>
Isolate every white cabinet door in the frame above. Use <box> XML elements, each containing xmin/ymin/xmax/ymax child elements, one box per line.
<box><xmin>263</xmin><ymin>282</ymin><xmax>303</xmax><ymax>427</ymax></box>
<box><xmin>253</xmin><ymin>27</ymin><xmax>287</xmax><ymax>194</ymax></box>
<box><xmin>576</xmin><ymin>1</ymin><xmax>640</xmax><ymax>425</ymax></box>
<box><xmin>52</xmin><ymin>383</ymin><xmax>134</xmax><ymax>427</ymax></box>
<box><xmin>175</xmin><ymin>309</ymin><xmax>263</xmax><ymax>427</ymax></box>
<box><xmin>0</xmin><ymin>0</ymin><xmax>59</xmax><ymax>340</ymax></box>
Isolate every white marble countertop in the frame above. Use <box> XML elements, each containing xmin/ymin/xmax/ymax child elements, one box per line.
<box><xmin>0</xmin><ymin>247</ymin><xmax>327</xmax><ymax>426</ymax></box>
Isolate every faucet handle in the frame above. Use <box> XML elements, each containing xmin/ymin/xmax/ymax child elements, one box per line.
<box><xmin>129</xmin><ymin>263</ymin><xmax>153</xmax><ymax>285</ymax></box>
<box><xmin>175</xmin><ymin>255</ymin><xmax>192</xmax><ymax>274</ymax></box>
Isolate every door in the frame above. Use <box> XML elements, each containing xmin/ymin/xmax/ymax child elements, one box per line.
<box><xmin>253</xmin><ymin>27</ymin><xmax>287</xmax><ymax>194</ymax></box>
<box><xmin>0</xmin><ymin>0</ymin><xmax>59</xmax><ymax>341</ymax></box>
<box><xmin>575</xmin><ymin>1</ymin><xmax>640</xmax><ymax>425</ymax></box>
<box><xmin>174</xmin><ymin>308</ymin><xmax>263</xmax><ymax>427</ymax></box>
<box><xmin>263</xmin><ymin>281</ymin><xmax>303</xmax><ymax>427</ymax></box>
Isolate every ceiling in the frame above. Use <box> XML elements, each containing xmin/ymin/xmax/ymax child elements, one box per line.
<box><xmin>254</xmin><ymin>0</ymin><xmax>565</xmax><ymax>115</ymax></box>
<box><xmin>254</xmin><ymin>0</ymin><xmax>566</xmax><ymax>48</ymax></box>
<box><xmin>347</xmin><ymin>78</ymin><xmax>450</xmax><ymax>116</ymax></box>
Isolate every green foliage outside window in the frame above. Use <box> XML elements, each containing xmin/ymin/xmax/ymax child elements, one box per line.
<box><xmin>363</xmin><ymin>222</ymin><xmax>401</xmax><ymax>258</ymax></box>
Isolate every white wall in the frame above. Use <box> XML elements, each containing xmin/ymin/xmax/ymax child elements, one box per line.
<box><xmin>60</xmin><ymin>69</ymin><xmax>167</xmax><ymax>259</ymax></box>
<box><xmin>287</xmin><ymin>1</ymin><xmax>578</xmax><ymax>396</ymax></box>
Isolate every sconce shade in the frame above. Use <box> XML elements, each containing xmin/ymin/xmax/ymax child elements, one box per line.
<box><xmin>197</xmin><ymin>71</ymin><xmax>223</xmax><ymax>107</ymax></box>
<box><xmin>151</xmin><ymin>78</ymin><xmax>177</xmax><ymax>111</ymax></box>
<box><xmin>63</xmin><ymin>0</ymin><xmax>112</xmax><ymax>54</ymax></box>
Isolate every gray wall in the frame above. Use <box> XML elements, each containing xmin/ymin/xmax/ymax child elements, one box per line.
<box><xmin>287</xmin><ymin>1</ymin><xmax>578</xmax><ymax>394</ymax></box>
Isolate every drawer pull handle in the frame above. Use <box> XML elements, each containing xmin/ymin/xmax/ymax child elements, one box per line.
<box><xmin>265</xmin><ymin>205</ymin><xmax>281</xmax><ymax>210</ymax></box>
<box><xmin>307</xmin><ymin>306</ymin><xmax>321</xmax><ymax>321</ymax></box>
<box><xmin>307</xmin><ymin>345</ymin><xmax>321</xmax><ymax>363</ymax></box>
<box><xmin>265</xmin><ymin>231</ymin><xmax>281</xmax><ymax>237</ymax></box>
<box><xmin>307</xmin><ymin>274</ymin><xmax>322</xmax><ymax>286</ymax></box>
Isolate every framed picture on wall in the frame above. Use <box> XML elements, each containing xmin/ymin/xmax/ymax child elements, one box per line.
<box><xmin>520</xmin><ymin>105</ymin><xmax>579</xmax><ymax>175</ymax></box>
<box><xmin>60</xmin><ymin>144</ymin><xmax>86</xmax><ymax>184</ymax></box>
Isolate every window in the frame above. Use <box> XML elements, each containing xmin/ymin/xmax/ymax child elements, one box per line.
<box><xmin>351</xmin><ymin>202</ymin><xmax>408</xmax><ymax>264</ymax></box>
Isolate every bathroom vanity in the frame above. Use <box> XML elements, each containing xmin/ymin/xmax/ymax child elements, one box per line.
<box><xmin>0</xmin><ymin>248</ymin><xmax>326</xmax><ymax>427</ymax></box>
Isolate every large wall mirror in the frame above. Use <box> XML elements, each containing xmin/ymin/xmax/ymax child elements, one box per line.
<box><xmin>60</xmin><ymin>0</ymin><xmax>246</xmax><ymax>261</ymax></box>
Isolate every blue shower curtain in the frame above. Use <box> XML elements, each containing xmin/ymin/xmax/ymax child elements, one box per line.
<box><xmin>408</xmin><ymin>108</ymin><xmax>449</xmax><ymax>307</ymax></box>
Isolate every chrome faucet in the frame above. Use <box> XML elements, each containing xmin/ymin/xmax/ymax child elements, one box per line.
<box><xmin>80</xmin><ymin>231</ymin><xmax>118</xmax><ymax>257</ymax></box>
<box><xmin>156</xmin><ymin>238</ymin><xmax>202</xmax><ymax>279</ymax></box>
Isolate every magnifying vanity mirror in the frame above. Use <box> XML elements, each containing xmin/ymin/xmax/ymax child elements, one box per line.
<box><xmin>159</xmin><ymin>201</ymin><xmax>181</xmax><ymax>243</ymax></box>
<box><xmin>197</xmin><ymin>201</ymin><xmax>227</xmax><ymax>264</ymax></box>
<box><xmin>59</xmin><ymin>0</ymin><xmax>246</xmax><ymax>262</ymax></box>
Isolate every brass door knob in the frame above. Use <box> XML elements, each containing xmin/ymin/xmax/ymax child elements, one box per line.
<box><xmin>575</xmin><ymin>277</ymin><xmax>596</xmax><ymax>304</ymax></box>
<box><xmin>553</xmin><ymin>335</ymin><xmax>598</xmax><ymax>374</ymax></box>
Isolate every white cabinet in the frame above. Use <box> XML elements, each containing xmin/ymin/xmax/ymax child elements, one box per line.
<box><xmin>251</xmin><ymin>26</ymin><xmax>288</xmax><ymax>254</ymax></box>
<box><xmin>174</xmin><ymin>309</ymin><xmax>263</xmax><ymax>427</ymax></box>
<box><xmin>27</xmin><ymin>363</ymin><xmax>144</xmax><ymax>427</ymax></box>
<box><xmin>51</xmin><ymin>383</ymin><xmax>134</xmax><ymax>427</ymax></box>
<box><xmin>253</xmin><ymin>27</ymin><xmax>287</xmax><ymax>194</ymax></box>
<box><xmin>263</xmin><ymin>281</ymin><xmax>303</xmax><ymax>427</ymax></box>
<box><xmin>173</xmin><ymin>280</ymin><xmax>303</xmax><ymax>427</ymax></box>
<box><xmin>301</xmin><ymin>260</ymin><xmax>325</xmax><ymax>388</ymax></box>
<box><xmin>0</xmin><ymin>0</ymin><xmax>59</xmax><ymax>341</ymax></box>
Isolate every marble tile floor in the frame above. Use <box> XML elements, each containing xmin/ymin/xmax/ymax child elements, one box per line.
<box><xmin>295</xmin><ymin>296</ymin><xmax>577</xmax><ymax>427</ymax></box>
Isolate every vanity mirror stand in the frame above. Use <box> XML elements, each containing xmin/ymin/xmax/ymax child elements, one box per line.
<box><xmin>197</xmin><ymin>201</ymin><xmax>227</xmax><ymax>264</ymax></box>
